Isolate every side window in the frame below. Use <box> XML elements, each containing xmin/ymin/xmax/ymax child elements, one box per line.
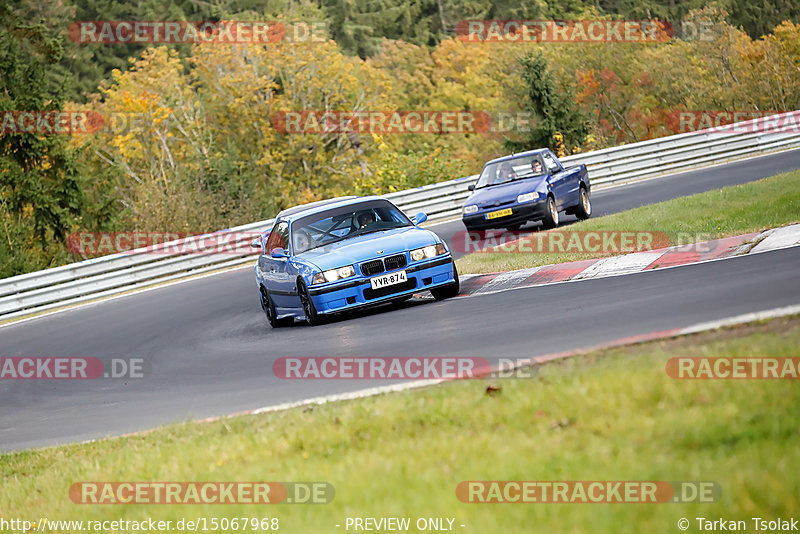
<box><xmin>542</xmin><ymin>153</ymin><xmax>560</xmax><ymax>173</ymax></box>
<box><xmin>265</xmin><ymin>221</ymin><xmax>289</xmax><ymax>253</ymax></box>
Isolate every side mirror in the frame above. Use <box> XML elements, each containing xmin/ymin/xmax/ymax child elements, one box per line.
<box><xmin>468</xmin><ymin>184</ymin><xmax>475</xmax><ymax>191</ymax></box>
<box><xmin>270</xmin><ymin>247</ymin><xmax>288</xmax><ymax>258</ymax></box>
<box><xmin>251</xmin><ymin>239</ymin><xmax>262</xmax><ymax>250</ymax></box>
<box><xmin>413</xmin><ymin>212</ymin><xmax>428</xmax><ymax>225</ymax></box>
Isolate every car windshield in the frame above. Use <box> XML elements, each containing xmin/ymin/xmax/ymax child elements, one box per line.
<box><xmin>291</xmin><ymin>200</ymin><xmax>412</xmax><ymax>254</ymax></box>
<box><xmin>474</xmin><ymin>154</ymin><xmax>546</xmax><ymax>189</ymax></box>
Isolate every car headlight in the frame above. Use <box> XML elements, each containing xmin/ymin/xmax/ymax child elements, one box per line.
<box><xmin>463</xmin><ymin>204</ymin><xmax>478</xmax><ymax>214</ymax></box>
<box><xmin>312</xmin><ymin>265</ymin><xmax>355</xmax><ymax>285</ymax></box>
<box><xmin>411</xmin><ymin>243</ymin><xmax>446</xmax><ymax>262</ymax></box>
<box><xmin>517</xmin><ymin>192</ymin><xmax>540</xmax><ymax>203</ymax></box>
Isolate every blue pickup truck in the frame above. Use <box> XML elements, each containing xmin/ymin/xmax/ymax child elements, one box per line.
<box><xmin>461</xmin><ymin>148</ymin><xmax>591</xmax><ymax>231</ymax></box>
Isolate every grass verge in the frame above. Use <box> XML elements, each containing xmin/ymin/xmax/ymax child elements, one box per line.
<box><xmin>2</xmin><ymin>316</ymin><xmax>799</xmax><ymax>532</ymax></box>
<box><xmin>456</xmin><ymin>169</ymin><xmax>800</xmax><ymax>274</ymax></box>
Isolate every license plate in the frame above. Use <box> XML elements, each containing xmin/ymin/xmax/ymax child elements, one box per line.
<box><xmin>486</xmin><ymin>208</ymin><xmax>513</xmax><ymax>220</ymax></box>
<box><xmin>370</xmin><ymin>270</ymin><xmax>407</xmax><ymax>290</ymax></box>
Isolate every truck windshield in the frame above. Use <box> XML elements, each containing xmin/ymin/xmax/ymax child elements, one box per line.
<box><xmin>474</xmin><ymin>154</ymin><xmax>546</xmax><ymax>188</ymax></box>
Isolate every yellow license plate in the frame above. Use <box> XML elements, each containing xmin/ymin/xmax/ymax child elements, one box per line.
<box><xmin>486</xmin><ymin>208</ymin><xmax>512</xmax><ymax>220</ymax></box>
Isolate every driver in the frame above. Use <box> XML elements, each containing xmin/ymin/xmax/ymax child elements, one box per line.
<box><xmin>294</xmin><ymin>228</ymin><xmax>314</xmax><ymax>253</ymax></box>
<box><xmin>357</xmin><ymin>211</ymin><xmax>376</xmax><ymax>229</ymax></box>
<box><xmin>498</xmin><ymin>162</ymin><xmax>516</xmax><ymax>182</ymax></box>
<box><xmin>531</xmin><ymin>159</ymin><xmax>543</xmax><ymax>174</ymax></box>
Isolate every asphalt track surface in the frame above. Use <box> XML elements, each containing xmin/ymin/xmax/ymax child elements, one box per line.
<box><xmin>1</xmin><ymin>149</ymin><xmax>799</xmax><ymax>451</ymax></box>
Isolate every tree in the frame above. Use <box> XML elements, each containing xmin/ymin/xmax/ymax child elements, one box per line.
<box><xmin>0</xmin><ymin>4</ymin><xmax>96</xmax><ymax>276</ymax></box>
<box><xmin>506</xmin><ymin>51</ymin><xmax>589</xmax><ymax>154</ymax></box>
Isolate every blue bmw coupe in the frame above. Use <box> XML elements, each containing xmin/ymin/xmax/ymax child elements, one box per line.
<box><xmin>253</xmin><ymin>196</ymin><xmax>459</xmax><ymax>327</ymax></box>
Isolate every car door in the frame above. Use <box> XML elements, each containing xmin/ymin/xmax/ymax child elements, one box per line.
<box><xmin>542</xmin><ymin>151</ymin><xmax>573</xmax><ymax>209</ymax></box>
<box><xmin>261</xmin><ymin>221</ymin><xmax>294</xmax><ymax>309</ymax></box>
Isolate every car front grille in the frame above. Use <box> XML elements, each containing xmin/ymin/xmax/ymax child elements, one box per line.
<box><xmin>383</xmin><ymin>254</ymin><xmax>407</xmax><ymax>271</ymax></box>
<box><xmin>481</xmin><ymin>199</ymin><xmax>514</xmax><ymax>208</ymax></box>
<box><xmin>360</xmin><ymin>259</ymin><xmax>384</xmax><ymax>276</ymax></box>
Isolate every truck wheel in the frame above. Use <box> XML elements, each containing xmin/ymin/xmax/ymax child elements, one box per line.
<box><xmin>575</xmin><ymin>187</ymin><xmax>592</xmax><ymax>220</ymax></box>
<box><xmin>542</xmin><ymin>195</ymin><xmax>559</xmax><ymax>229</ymax></box>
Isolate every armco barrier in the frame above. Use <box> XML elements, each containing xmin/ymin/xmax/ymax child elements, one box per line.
<box><xmin>1</xmin><ymin>111</ymin><xmax>799</xmax><ymax>320</ymax></box>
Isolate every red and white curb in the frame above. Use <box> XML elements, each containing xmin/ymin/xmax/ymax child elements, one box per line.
<box><xmin>455</xmin><ymin>223</ymin><xmax>800</xmax><ymax>297</ymax></box>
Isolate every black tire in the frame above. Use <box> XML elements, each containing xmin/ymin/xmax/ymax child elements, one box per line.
<box><xmin>261</xmin><ymin>287</ymin><xmax>290</xmax><ymax>328</ymax></box>
<box><xmin>298</xmin><ymin>278</ymin><xmax>321</xmax><ymax>326</ymax></box>
<box><xmin>574</xmin><ymin>186</ymin><xmax>592</xmax><ymax>220</ymax></box>
<box><xmin>541</xmin><ymin>195</ymin><xmax>559</xmax><ymax>229</ymax></box>
<box><xmin>431</xmin><ymin>263</ymin><xmax>460</xmax><ymax>301</ymax></box>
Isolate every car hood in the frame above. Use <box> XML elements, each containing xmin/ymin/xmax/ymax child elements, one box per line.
<box><xmin>466</xmin><ymin>176</ymin><xmax>547</xmax><ymax>207</ymax></box>
<box><xmin>297</xmin><ymin>227</ymin><xmax>441</xmax><ymax>271</ymax></box>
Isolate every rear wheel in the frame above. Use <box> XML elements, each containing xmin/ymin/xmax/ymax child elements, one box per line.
<box><xmin>431</xmin><ymin>263</ymin><xmax>460</xmax><ymax>301</ymax></box>
<box><xmin>574</xmin><ymin>187</ymin><xmax>592</xmax><ymax>220</ymax></box>
<box><xmin>298</xmin><ymin>279</ymin><xmax>321</xmax><ymax>326</ymax></box>
<box><xmin>541</xmin><ymin>195</ymin><xmax>559</xmax><ymax>229</ymax></box>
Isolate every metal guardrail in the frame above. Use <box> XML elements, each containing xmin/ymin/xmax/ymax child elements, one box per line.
<box><xmin>2</xmin><ymin>111</ymin><xmax>799</xmax><ymax>320</ymax></box>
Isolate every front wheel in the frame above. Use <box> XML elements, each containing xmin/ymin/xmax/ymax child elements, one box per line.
<box><xmin>541</xmin><ymin>195</ymin><xmax>559</xmax><ymax>229</ymax></box>
<box><xmin>261</xmin><ymin>287</ymin><xmax>291</xmax><ymax>328</ymax></box>
<box><xmin>574</xmin><ymin>187</ymin><xmax>592</xmax><ymax>220</ymax></box>
<box><xmin>298</xmin><ymin>279</ymin><xmax>321</xmax><ymax>326</ymax></box>
<box><xmin>431</xmin><ymin>263</ymin><xmax>460</xmax><ymax>301</ymax></box>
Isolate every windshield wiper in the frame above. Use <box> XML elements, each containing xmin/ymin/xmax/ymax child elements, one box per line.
<box><xmin>351</xmin><ymin>224</ymin><xmax>408</xmax><ymax>237</ymax></box>
<box><xmin>299</xmin><ymin>235</ymin><xmax>349</xmax><ymax>253</ymax></box>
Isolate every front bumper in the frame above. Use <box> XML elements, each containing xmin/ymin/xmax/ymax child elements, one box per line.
<box><xmin>307</xmin><ymin>257</ymin><xmax>456</xmax><ymax>314</ymax></box>
<box><xmin>462</xmin><ymin>199</ymin><xmax>548</xmax><ymax>230</ymax></box>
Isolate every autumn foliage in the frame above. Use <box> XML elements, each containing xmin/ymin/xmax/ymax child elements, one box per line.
<box><xmin>2</xmin><ymin>5</ymin><xmax>800</xmax><ymax>275</ymax></box>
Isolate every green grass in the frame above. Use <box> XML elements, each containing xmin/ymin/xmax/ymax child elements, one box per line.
<box><xmin>2</xmin><ymin>317</ymin><xmax>800</xmax><ymax>533</ymax></box>
<box><xmin>456</xmin><ymin>169</ymin><xmax>800</xmax><ymax>274</ymax></box>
